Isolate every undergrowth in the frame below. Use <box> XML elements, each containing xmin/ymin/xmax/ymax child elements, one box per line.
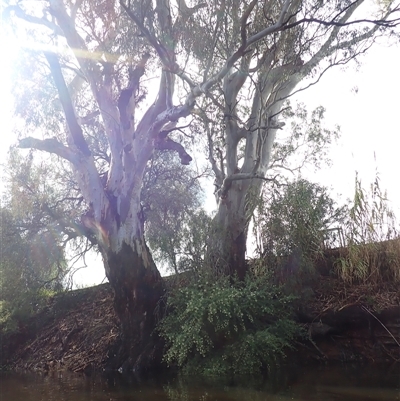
<box><xmin>336</xmin><ymin>172</ymin><xmax>400</xmax><ymax>283</ymax></box>
<box><xmin>159</xmin><ymin>271</ymin><xmax>301</xmax><ymax>376</ymax></box>
<box><xmin>0</xmin><ymin>288</ymin><xmax>57</xmax><ymax>335</ymax></box>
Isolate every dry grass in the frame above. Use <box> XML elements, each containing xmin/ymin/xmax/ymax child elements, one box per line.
<box><xmin>335</xmin><ymin>173</ymin><xmax>400</xmax><ymax>284</ymax></box>
<box><xmin>335</xmin><ymin>238</ymin><xmax>400</xmax><ymax>284</ymax></box>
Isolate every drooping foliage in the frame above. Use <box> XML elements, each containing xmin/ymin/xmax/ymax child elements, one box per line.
<box><xmin>0</xmin><ymin>206</ymin><xmax>66</xmax><ymax>331</ymax></box>
<box><xmin>142</xmin><ymin>151</ymin><xmax>211</xmax><ymax>274</ymax></box>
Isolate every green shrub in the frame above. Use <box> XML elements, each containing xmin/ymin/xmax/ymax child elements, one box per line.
<box><xmin>254</xmin><ymin>179</ymin><xmax>346</xmax><ymax>282</ymax></box>
<box><xmin>159</xmin><ymin>272</ymin><xmax>301</xmax><ymax>376</ymax></box>
<box><xmin>0</xmin><ymin>287</ymin><xmax>57</xmax><ymax>335</ymax></box>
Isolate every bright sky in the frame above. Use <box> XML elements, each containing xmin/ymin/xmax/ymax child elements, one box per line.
<box><xmin>0</xmin><ymin>24</ymin><xmax>399</xmax><ymax>287</ymax></box>
<box><xmin>297</xmin><ymin>43</ymin><xmax>400</xmax><ymax>215</ymax></box>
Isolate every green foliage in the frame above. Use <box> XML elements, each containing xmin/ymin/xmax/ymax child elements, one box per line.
<box><xmin>269</xmin><ymin>101</ymin><xmax>340</xmax><ymax>178</ymax></box>
<box><xmin>144</xmin><ymin>152</ymin><xmax>211</xmax><ymax>274</ymax></box>
<box><xmin>337</xmin><ymin>172</ymin><xmax>400</xmax><ymax>283</ymax></box>
<box><xmin>255</xmin><ymin>179</ymin><xmax>346</xmax><ymax>272</ymax></box>
<box><xmin>159</xmin><ymin>272</ymin><xmax>300</xmax><ymax>376</ymax></box>
<box><xmin>0</xmin><ymin>207</ymin><xmax>65</xmax><ymax>334</ymax></box>
<box><xmin>0</xmin><ymin>288</ymin><xmax>57</xmax><ymax>335</ymax></box>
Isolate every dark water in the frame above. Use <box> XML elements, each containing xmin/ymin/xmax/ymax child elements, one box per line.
<box><xmin>0</xmin><ymin>364</ymin><xmax>399</xmax><ymax>401</ymax></box>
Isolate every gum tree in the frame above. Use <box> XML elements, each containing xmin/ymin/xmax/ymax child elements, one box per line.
<box><xmin>5</xmin><ymin>0</ymin><xmax>399</xmax><ymax>368</ymax></box>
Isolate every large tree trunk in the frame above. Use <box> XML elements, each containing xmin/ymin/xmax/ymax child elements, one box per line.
<box><xmin>206</xmin><ymin>56</ymin><xmax>301</xmax><ymax>278</ymax></box>
<box><xmin>207</xmin><ymin>179</ymin><xmax>261</xmax><ymax>280</ymax></box>
<box><xmin>95</xmin><ymin>201</ymin><xmax>165</xmax><ymax>371</ymax></box>
<box><xmin>102</xmin><ymin>239</ymin><xmax>165</xmax><ymax>372</ymax></box>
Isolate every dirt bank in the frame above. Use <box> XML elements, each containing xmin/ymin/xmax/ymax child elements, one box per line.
<box><xmin>296</xmin><ymin>276</ymin><xmax>400</xmax><ymax>363</ymax></box>
<box><xmin>1</xmin><ymin>284</ymin><xmax>118</xmax><ymax>373</ymax></box>
<box><xmin>1</xmin><ymin>275</ymin><xmax>399</xmax><ymax>373</ymax></box>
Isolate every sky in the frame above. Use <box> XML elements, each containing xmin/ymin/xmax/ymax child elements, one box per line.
<box><xmin>0</xmin><ymin>23</ymin><xmax>399</xmax><ymax>287</ymax></box>
<box><xmin>297</xmin><ymin>43</ymin><xmax>400</xmax><ymax>214</ymax></box>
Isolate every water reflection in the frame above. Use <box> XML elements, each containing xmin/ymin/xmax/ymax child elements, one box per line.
<box><xmin>0</xmin><ymin>364</ymin><xmax>399</xmax><ymax>401</ymax></box>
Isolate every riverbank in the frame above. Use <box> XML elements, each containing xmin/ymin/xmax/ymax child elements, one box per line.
<box><xmin>1</xmin><ymin>272</ymin><xmax>399</xmax><ymax>373</ymax></box>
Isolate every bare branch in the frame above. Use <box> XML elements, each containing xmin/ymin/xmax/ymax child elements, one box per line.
<box><xmin>77</xmin><ymin>110</ymin><xmax>100</xmax><ymax>125</ymax></box>
<box><xmin>246</xmin><ymin>0</ymin><xmax>293</xmax><ymax>47</ymax></box>
<box><xmin>176</xmin><ymin>0</ymin><xmax>207</xmax><ymax>26</ymax></box>
<box><xmin>49</xmin><ymin>0</ymin><xmax>97</xmax><ymax>76</ymax></box>
<box><xmin>288</xmin><ymin>13</ymin><xmax>400</xmax><ymax>31</ymax></box>
<box><xmin>202</xmin><ymin>8</ymin><xmax>223</xmax><ymax>81</ymax></box>
<box><xmin>206</xmin><ymin>124</ymin><xmax>223</xmax><ymax>184</ymax></box>
<box><xmin>41</xmin><ymin>201</ymin><xmax>95</xmax><ymax>244</ymax></box>
<box><xmin>71</xmin><ymin>0</ymin><xmax>84</xmax><ymax>23</ymax></box>
<box><xmin>240</xmin><ymin>0</ymin><xmax>258</xmax><ymax>46</ymax></box>
<box><xmin>117</xmin><ymin>52</ymin><xmax>151</xmax><ymax>131</ymax></box>
<box><xmin>301</xmin><ymin>1</ymin><xmax>380</xmax><ymax>76</ymax></box>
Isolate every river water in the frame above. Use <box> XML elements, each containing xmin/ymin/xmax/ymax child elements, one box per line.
<box><xmin>0</xmin><ymin>364</ymin><xmax>399</xmax><ymax>401</ymax></box>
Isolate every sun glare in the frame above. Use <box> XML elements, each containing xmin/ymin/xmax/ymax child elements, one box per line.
<box><xmin>0</xmin><ymin>27</ymin><xmax>20</xmax><ymax>106</ymax></box>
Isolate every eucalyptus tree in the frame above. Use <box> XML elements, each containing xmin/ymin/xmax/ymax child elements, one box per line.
<box><xmin>5</xmin><ymin>0</ymin><xmax>399</xmax><ymax>369</ymax></box>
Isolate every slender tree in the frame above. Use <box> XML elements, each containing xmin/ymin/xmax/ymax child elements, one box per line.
<box><xmin>5</xmin><ymin>0</ymin><xmax>399</xmax><ymax>368</ymax></box>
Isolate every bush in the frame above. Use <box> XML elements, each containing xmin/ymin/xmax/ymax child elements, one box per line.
<box><xmin>255</xmin><ymin>179</ymin><xmax>346</xmax><ymax>280</ymax></box>
<box><xmin>159</xmin><ymin>272</ymin><xmax>301</xmax><ymax>376</ymax></box>
<box><xmin>0</xmin><ymin>288</ymin><xmax>57</xmax><ymax>335</ymax></box>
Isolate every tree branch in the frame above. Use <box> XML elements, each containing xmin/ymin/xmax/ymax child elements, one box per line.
<box><xmin>155</xmin><ymin>136</ymin><xmax>192</xmax><ymax>165</ymax></box>
<box><xmin>301</xmin><ymin>1</ymin><xmax>376</xmax><ymax>76</ymax></box>
<box><xmin>175</xmin><ymin>0</ymin><xmax>207</xmax><ymax>27</ymax></box>
<box><xmin>120</xmin><ymin>1</ymin><xmax>171</xmax><ymax>68</ymax></box>
<box><xmin>18</xmin><ymin>137</ymin><xmax>79</xmax><ymax>164</ymax></box>
<box><xmin>287</xmin><ymin>13</ymin><xmax>400</xmax><ymax>31</ymax></box>
<box><xmin>41</xmin><ymin>202</ymin><xmax>97</xmax><ymax>244</ymax></box>
<box><xmin>44</xmin><ymin>51</ymin><xmax>91</xmax><ymax>156</ymax></box>
<box><xmin>240</xmin><ymin>0</ymin><xmax>258</xmax><ymax>46</ymax></box>
<box><xmin>219</xmin><ymin>173</ymin><xmax>280</xmax><ymax>199</ymax></box>
<box><xmin>49</xmin><ymin>0</ymin><xmax>98</xmax><ymax>77</ymax></box>
<box><xmin>6</xmin><ymin>5</ymin><xmax>64</xmax><ymax>35</ymax></box>
<box><xmin>117</xmin><ymin>52</ymin><xmax>151</xmax><ymax>131</ymax></box>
